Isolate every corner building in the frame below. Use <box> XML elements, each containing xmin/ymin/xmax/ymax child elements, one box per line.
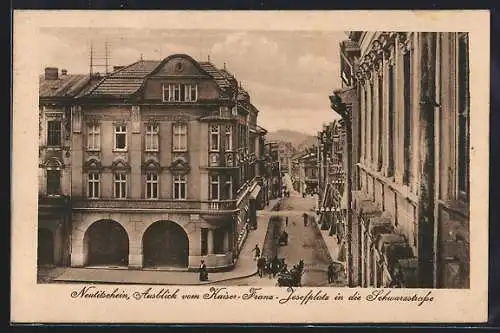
<box><xmin>336</xmin><ymin>32</ymin><xmax>470</xmax><ymax>288</ymax></box>
<box><xmin>64</xmin><ymin>54</ymin><xmax>266</xmax><ymax>270</ymax></box>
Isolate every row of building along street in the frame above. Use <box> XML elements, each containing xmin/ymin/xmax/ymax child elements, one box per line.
<box><xmin>37</xmin><ymin>31</ymin><xmax>470</xmax><ymax>289</ymax></box>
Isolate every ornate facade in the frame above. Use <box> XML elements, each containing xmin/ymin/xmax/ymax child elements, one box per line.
<box><xmin>38</xmin><ymin>54</ymin><xmax>268</xmax><ymax>271</ymax></box>
<box><xmin>334</xmin><ymin>32</ymin><xmax>470</xmax><ymax>288</ymax></box>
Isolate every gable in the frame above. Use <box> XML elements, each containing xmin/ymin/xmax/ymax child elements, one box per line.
<box><xmin>151</xmin><ymin>55</ymin><xmax>209</xmax><ymax>78</ymax></box>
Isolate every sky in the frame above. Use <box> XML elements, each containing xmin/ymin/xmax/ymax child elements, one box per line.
<box><xmin>39</xmin><ymin>28</ymin><xmax>344</xmax><ymax>135</ymax></box>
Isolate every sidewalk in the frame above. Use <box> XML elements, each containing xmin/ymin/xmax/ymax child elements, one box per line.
<box><xmin>50</xmin><ymin>198</ymin><xmax>283</xmax><ymax>285</ymax></box>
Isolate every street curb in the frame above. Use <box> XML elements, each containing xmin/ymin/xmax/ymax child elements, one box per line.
<box><xmin>53</xmin><ymin>270</ymin><xmax>259</xmax><ymax>286</ymax></box>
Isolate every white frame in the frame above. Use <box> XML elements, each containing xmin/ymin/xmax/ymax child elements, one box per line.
<box><xmin>145</xmin><ymin>123</ymin><xmax>159</xmax><ymax>151</ymax></box>
<box><xmin>145</xmin><ymin>171</ymin><xmax>159</xmax><ymax>199</ymax></box>
<box><xmin>225</xmin><ymin>125</ymin><xmax>233</xmax><ymax>151</ymax></box>
<box><xmin>210</xmin><ymin>175</ymin><xmax>220</xmax><ymax>200</ymax></box>
<box><xmin>87</xmin><ymin>123</ymin><xmax>101</xmax><ymax>151</ymax></box>
<box><xmin>113</xmin><ymin>172</ymin><xmax>127</xmax><ymax>199</ymax></box>
<box><xmin>173</xmin><ymin>123</ymin><xmax>188</xmax><ymax>152</ymax></box>
<box><xmin>173</xmin><ymin>174</ymin><xmax>187</xmax><ymax>200</ymax></box>
<box><xmin>113</xmin><ymin>124</ymin><xmax>128</xmax><ymax>151</ymax></box>
<box><xmin>210</xmin><ymin>124</ymin><xmax>220</xmax><ymax>152</ymax></box>
<box><xmin>87</xmin><ymin>172</ymin><xmax>100</xmax><ymax>199</ymax></box>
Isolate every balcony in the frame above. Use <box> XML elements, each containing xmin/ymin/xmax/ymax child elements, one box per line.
<box><xmin>202</xmin><ymin>200</ymin><xmax>237</xmax><ymax>211</ymax></box>
<box><xmin>71</xmin><ymin>198</ymin><xmax>237</xmax><ymax>213</ymax></box>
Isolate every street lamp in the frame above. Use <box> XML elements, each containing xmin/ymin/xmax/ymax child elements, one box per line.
<box><xmin>329</xmin><ymin>91</ymin><xmax>353</xmax><ymax>287</ymax></box>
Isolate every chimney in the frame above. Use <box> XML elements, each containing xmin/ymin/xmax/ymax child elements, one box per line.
<box><xmin>61</xmin><ymin>69</ymin><xmax>68</xmax><ymax>76</ymax></box>
<box><xmin>113</xmin><ymin>66</ymin><xmax>125</xmax><ymax>72</ymax></box>
<box><xmin>44</xmin><ymin>67</ymin><xmax>59</xmax><ymax>80</ymax></box>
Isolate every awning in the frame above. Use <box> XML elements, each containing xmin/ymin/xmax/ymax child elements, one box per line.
<box><xmin>249</xmin><ymin>184</ymin><xmax>262</xmax><ymax>199</ymax></box>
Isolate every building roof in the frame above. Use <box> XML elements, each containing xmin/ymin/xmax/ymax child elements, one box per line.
<box><xmin>39</xmin><ymin>74</ymin><xmax>93</xmax><ymax>98</ymax></box>
<box><xmin>84</xmin><ymin>60</ymin><xmax>160</xmax><ymax>98</ymax></box>
<box><xmin>82</xmin><ymin>56</ymin><xmax>242</xmax><ymax>99</ymax></box>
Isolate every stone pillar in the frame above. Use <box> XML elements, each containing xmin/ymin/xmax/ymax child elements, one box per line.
<box><xmin>130</xmin><ymin>106</ymin><xmax>141</xmax><ymax>199</ymax></box>
<box><xmin>128</xmin><ymin>239</ymin><xmax>142</xmax><ymax>268</ymax></box>
<box><xmin>70</xmin><ymin>227</ymin><xmax>86</xmax><ymax>267</ymax></box>
<box><xmin>71</xmin><ymin>243</ymin><xmax>85</xmax><ymax>267</ymax></box>
<box><xmin>207</xmin><ymin>229</ymin><xmax>214</xmax><ymax>254</ymax></box>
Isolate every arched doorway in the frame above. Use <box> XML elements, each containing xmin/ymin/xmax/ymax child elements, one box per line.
<box><xmin>84</xmin><ymin>220</ymin><xmax>129</xmax><ymax>266</ymax></box>
<box><xmin>38</xmin><ymin>228</ymin><xmax>54</xmax><ymax>266</ymax></box>
<box><xmin>143</xmin><ymin>221</ymin><xmax>189</xmax><ymax>268</ymax></box>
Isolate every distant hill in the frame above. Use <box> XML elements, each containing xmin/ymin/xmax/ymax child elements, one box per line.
<box><xmin>266</xmin><ymin>129</ymin><xmax>317</xmax><ymax>151</ymax></box>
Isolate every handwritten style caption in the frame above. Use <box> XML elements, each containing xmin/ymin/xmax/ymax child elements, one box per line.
<box><xmin>70</xmin><ymin>286</ymin><xmax>435</xmax><ymax>306</ymax></box>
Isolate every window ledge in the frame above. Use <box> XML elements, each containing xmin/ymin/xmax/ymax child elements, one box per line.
<box><xmin>145</xmin><ymin>149</ymin><xmax>159</xmax><ymax>153</ymax></box>
<box><xmin>86</xmin><ymin>149</ymin><xmax>101</xmax><ymax>152</ymax></box>
<box><xmin>113</xmin><ymin>149</ymin><xmax>128</xmax><ymax>153</ymax></box>
<box><xmin>439</xmin><ymin>199</ymin><xmax>469</xmax><ymax>219</ymax></box>
<box><xmin>46</xmin><ymin>147</ymin><xmax>62</xmax><ymax>151</ymax></box>
<box><xmin>172</xmin><ymin>150</ymin><xmax>188</xmax><ymax>153</ymax></box>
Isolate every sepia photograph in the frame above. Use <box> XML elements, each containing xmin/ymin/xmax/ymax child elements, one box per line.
<box><xmin>12</xmin><ymin>10</ymin><xmax>489</xmax><ymax>324</ymax></box>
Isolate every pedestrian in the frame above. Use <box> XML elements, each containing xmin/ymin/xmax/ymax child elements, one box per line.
<box><xmin>199</xmin><ymin>260</ymin><xmax>208</xmax><ymax>281</ymax></box>
<box><xmin>251</xmin><ymin>244</ymin><xmax>261</xmax><ymax>261</ymax></box>
<box><xmin>285</xmin><ymin>216</ymin><xmax>289</xmax><ymax>227</ymax></box>
<box><xmin>327</xmin><ymin>262</ymin><xmax>335</xmax><ymax>284</ymax></box>
<box><xmin>303</xmin><ymin>213</ymin><xmax>308</xmax><ymax>227</ymax></box>
<box><xmin>257</xmin><ymin>256</ymin><xmax>266</xmax><ymax>278</ymax></box>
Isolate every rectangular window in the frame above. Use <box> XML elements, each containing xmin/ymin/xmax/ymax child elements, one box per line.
<box><xmin>47</xmin><ymin>120</ymin><xmax>61</xmax><ymax>147</ymax></box>
<box><xmin>173</xmin><ymin>84</ymin><xmax>181</xmax><ymax>101</ymax></box>
<box><xmin>87</xmin><ymin>172</ymin><xmax>100</xmax><ymax>199</ymax></box>
<box><xmin>114</xmin><ymin>125</ymin><xmax>127</xmax><ymax>150</ymax></box>
<box><xmin>87</xmin><ymin>124</ymin><xmax>101</xmax><ymax>150</ymax></box>
<box><xmin>388</xmin><ymin>64</ymin><xmax>395</xmax><ymax>177</ymax></box>
<box><xmin>378</xmin><ymin>75</ymin><xmax>384</xmax><ymax>171</ymax></box>
<box><xmin>113</xmin><ymin>172</ymin><xmax>127</xmax><ymax>199</ymax></box>
<box><xmin>210</xmin><ymin>175</ymin><xmax>220</xmax><ymax>200</ymax></box>
<box><xmin>145</xmin><ymin>124</ymin><xmax>159</xmax><ymax>151</ymax></box>
<box><xmin>173</xmin><ymin>174</ymin><xmax>187</xmax><ymax>200</ymax></box>
<box><xmin>146</xmin><ymin>172</ymin><xmax>159</xmax><ymax>199</ymax></box>
<box><xmin>189</xmin><ymin>84</ymin><xmax>198</xmax><ymax>102</ymax></box>
<box><xmin>163</xmin><ymin>84</ymin><xmax>173</xmax><ymax>102</ymax></box>
<box><xmin>163</xmin><ymin>84</ymin><xmax>198</xmax><ymax>102</ymax></box>
<box><xmin>223</xmin><ymin>176</ymin><xmax>233</xmax><ymax>200</ymax></box>
<box><xmin>403</xmin><ymin>51</ymin><xmax>412</xmax><ymax>185</ymax></box>
<box><xmin>173</xmin><ymin>123</ymin><xmax>188</xmax><ymax>151</ymax></box>
<box><xmin>210</xmin><ymin>125</ymin><xmax>220</xmax><ymax>151</ymax></box>
<box><xmin>458</xmin><ymin>33</ymin><xmax>470</xmax><ymax>199</ymax></box>
<box><xmin>224</xmin><ymin>125</ymin><xmax>233</xmax><ymax>151</ymax></box>
<box><xmin>46</xmin><ymin>170</ymin><xmax>60</xmax><ymax>195</ymax></box>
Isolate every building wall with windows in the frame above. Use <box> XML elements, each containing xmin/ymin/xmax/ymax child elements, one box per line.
<box><xmin>338</xmin><ymin>32</ymin><xmax>470</xmax><ymax>288</ymax></box>
<box><xmin>39</xmin><ymin>54</ymin><xmax>267</xmax><ymax>271</ymax></box>
<box><xmin>38</xmin><ymin>68</ymin><xmax>97</xmax><ymax>267</ymax></box>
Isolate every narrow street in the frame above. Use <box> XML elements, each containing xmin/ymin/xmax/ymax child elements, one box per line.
<box><xmin>218</xmin><ymin>173</ymin><xmax>346</xmax><ymax>287</ymax></box>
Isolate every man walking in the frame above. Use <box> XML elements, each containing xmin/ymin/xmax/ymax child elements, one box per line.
<box><xmin>251</xmin><ymin>244</ymin><xmax>261</xmax><ymax>261</ymax></box>
<box><xmin>303</xmin><ymin>213</ymin><xmax>308</xmax><ymax>227</ymax></box>
<box><xmin>285</xmin><ymin>216</ymin><xmax>289</xmax><ymax>227</ymax></box>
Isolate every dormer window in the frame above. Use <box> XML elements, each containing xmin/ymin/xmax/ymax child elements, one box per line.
<box><xmin>162</xmin><ymin>83</ymin><xmax>198</xmax><ymax>102</ymax></box>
